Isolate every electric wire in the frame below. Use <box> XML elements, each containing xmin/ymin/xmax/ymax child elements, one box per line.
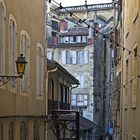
<box><xmin>48</xmin><ymin>0</ymin><xmax>140</xmax><ymax>58</ymax></box>
<box><xmin>46</xmin><ymin>0</ymin><xmax>140</xmax><ymax>98</ymax></box>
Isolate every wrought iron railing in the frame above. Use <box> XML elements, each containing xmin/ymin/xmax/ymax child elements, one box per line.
<box><xmin>59</xmin><ymin>2</ymin><xmax>118</xmax><ymax>13</ymax></box>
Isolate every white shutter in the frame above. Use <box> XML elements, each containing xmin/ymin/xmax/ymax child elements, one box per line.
<box><xmin>111</xmin><ymin>49</ymin><xmax>114</xmax><ymax>58</ymax></box>
<box><xmin>47</xmin><ymin>51</ymin><xmax>52</xmax><ymax>59</ymax></box>
<box><xmin>61</xmin><ymin>50</ymin><xmax>66</xmax><ymax>64</ymax></box>
<box><xmin>76</xmin><ymin>36</ymin><xmax>81</xmax><ymax>43</ymax></box>
<box><xmin>76</xmin><ymin>75</ymin><xmax>80</xmax><ymax>88</ymax></box>
<box><xmin>84</xmin><ymin>51</ymin><xmax>89</xmax><ymax>64</ymax></box>
<box><xmin>80</xmin><ymin>75</ymin><xmax>84</xmax><ymax>88</ymax></box>
<box><xmin>72</xmin><ymin>51</ymin><xmax>76</xmax><ymax>64</ymax></box>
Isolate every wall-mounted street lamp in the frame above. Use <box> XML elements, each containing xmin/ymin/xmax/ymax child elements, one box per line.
<box><xmin>0</xmin><ymin>54</ymin><xmax>27</xmax><ymax>87</ymax></box>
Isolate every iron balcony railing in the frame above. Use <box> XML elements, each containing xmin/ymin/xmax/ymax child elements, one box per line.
<box><xmin>48</xmin><ymin>99</ymin><xmax>70</xmax><ymax>114</ymax></box>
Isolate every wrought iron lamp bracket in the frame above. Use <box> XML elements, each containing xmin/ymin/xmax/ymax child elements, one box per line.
<box><xmin>0</xmin><ymin>75</ymin><xmax>22</xmax><ymax>87</ymax></box>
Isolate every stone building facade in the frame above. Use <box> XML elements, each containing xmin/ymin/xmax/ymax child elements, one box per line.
<box><xmin>46</xmin><ymin>1</ymin><xmax>117</xmax><ymax>139</ymax></box>
<box><xmin>115</xmin><ymin>0</ymin><xmax>140</xmax><ymax>140</ymax></box>
<box><xmin>0</xmin><ymin>0</ymin><xmax>46</xmax><ymax>139</ymax></box>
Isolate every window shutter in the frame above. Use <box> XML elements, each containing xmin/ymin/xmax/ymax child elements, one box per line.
<box><xmin>61</xmin><ymin>51</ymin><xmax>66</xmax><ymax>64</ymax></box>
<box><xmin>84</xmin><ymin>51</ymin><xmax>89</xmax><ymax>64</ymax></box>
<box><xmin>47</xmin><ymin>51</ymin><xmax>52</xmax><ymax>59</ymax></box>
<box><xmin>111</xmin><ymin>49</ymin><xmax>114</xmax><ymax>58</ymax></box>
<box><xmin>72</xmin><ymin>51</ymin><xmax>76</xmax><ymax>64</ymax></box>
<box><xmin>80</xmin><ymin>75</ymin><xmax>84</xmax><ymax>88</ymax></box>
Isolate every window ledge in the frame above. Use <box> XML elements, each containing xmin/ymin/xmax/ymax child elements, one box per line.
<box><xmin>36</xmin><ymin>95</ymin><xmax>43</xmax><ymax>100</ymax></box>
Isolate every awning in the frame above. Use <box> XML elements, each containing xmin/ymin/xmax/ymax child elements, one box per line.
<box><xmin>80</xmin><ymin>116</ymin><xmax>98</xmax><ymax>131</ymax></box>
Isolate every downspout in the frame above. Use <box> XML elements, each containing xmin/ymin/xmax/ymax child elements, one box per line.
<box><xmin>69</xmin><ymin>84</ymin><xmax>79</xmax><ymax>109</ymax></box>
<box><xmin>45</xmin><ymin>67</ymin><xmax>58</xmax><ymax>139</ymax></box>
<box><xmin>46</xmin><ymin>67</ymin><xmax>58</xmax><ymax>114</ymax></box>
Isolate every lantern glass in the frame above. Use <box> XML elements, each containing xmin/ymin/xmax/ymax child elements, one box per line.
<box><xmin>16</xmin><ymin>54</ymin><xmax>27</xmax><ymax>76</ymax></box>
<box><xmin>16</xmin><ymin>63</ymin><xmax>26</xmax><ymax>75</ymax></box>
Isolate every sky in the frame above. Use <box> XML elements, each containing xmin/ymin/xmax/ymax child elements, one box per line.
<box><xmin>56</xmin><ymin>0</ymin><xmax>112</xmax><ymax>7</ymax></box>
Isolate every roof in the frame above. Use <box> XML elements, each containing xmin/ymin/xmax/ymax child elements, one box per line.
<box><xmin>47</xmin><ymin>59</ymin><xmax>79</xmax><ymax>85</ymax></box>
<box><xmin>59</xmin><ymin>27</ymin><xmax>89</xmax><ymax>36</ymax></box>
<box><xmin>80</xmin><ymin>116</ymin><xmax>98</xmax><ymax>131</ymax></box>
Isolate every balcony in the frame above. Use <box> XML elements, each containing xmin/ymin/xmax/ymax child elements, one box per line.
<box><xmin>48</xmin><ymin>99</ymin><xmax>70</xmax><ymax>114</ymax></box>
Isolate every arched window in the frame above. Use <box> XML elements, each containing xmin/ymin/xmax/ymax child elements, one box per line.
<box><xmin>0</xmin><ymin>123</ymin><xmax>3</xmax><ymax>140</ymax></box>
<box><xmin>9</xmin><ymin>122</ymin><xmax>14</xmax><ymax>140</ymax></box>
<box><xmin>20</xmin><ymin>122</ymin><xmax>28</xmax><ymax>140</ymax></box>
<box><xmin>36</xmin><ymin>44</ymin><xmax>44</xmax><ymax>96</ymax></box>
<box><xmin>0</xmin><ymin>1</ymin><xmax>5</xmax><ymax>76</ymax></box>
<box><xmin>20</xmin><ymin>31</ymin><xmax>30</xmax><ymax>93</ymax></box>
<box><xmin>34</xmin><ymin>122</ymin><xmax>40</xmax><ymax>140</ymax></box>
<box><xmin>9</xmin><ymin>15</ymin><xmax>17</xmax><ymax>88</ymax></box>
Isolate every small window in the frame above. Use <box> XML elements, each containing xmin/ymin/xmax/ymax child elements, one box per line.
<box><xmin>20</xmin><ymin>31</ymin><xmax>30</xmax><ymax>93</ymax></box>
<box><xmin>82</xmin><ymin>36</ymin><xmax>87</xmax><ymax>43</ymax></box>
<box><xmin>20</xmin><ymin>122</ymin><xmax>28</xmax><ymax>140</ymax></box>
<box><xmin>63</xmin><ymin>37</ymin><xmax>69</xmax><ymax>43</ymax></box>
<box><xmin>9</xmin><ymin>122</ymin><xmax>14</xmax><ymax>140</ymax></box>
<box><xmin>76</xmin><ymin>36</ymin><xmax>81</xmax><ymax>43</ymax></box>
<box><xmin>76</xmin><ymin>50</ymin><xmax>84</xmax><ymax>64</ymax></box>
<box><xmin>0</xmin><ymin>123</ymin><xmax>3</xmax><ymax>140</ymax></box>
<box><xmin>111</xmin><ymin>49</ymin><xmax>114</xmax><ymax>58</ymax></box>
<box><xmin>71</xmin><ymin>94</ymin><xmax>88</xmax><ymax>107</ymax></box>
<box><xmin>110</xmin><ymin>73</ymin><xmax>114</xmax><ymax>81</ymax></box>
<box><xmin>9</xmin><ymin>17</ymin><xmax>17</xmax><ymax>88</ymax></box>
<box><xmin>76</xmin><ymin>74</ymin><xmax>84</xmax><ymax>88</ymax></box>
<box><xmin>73</xmin><ymin>36</ymin><xmax>76</xmax><ymax>42</ymax></box>
<box><xmin>70</xmin><ymin>36</ymin><xmax>73</xmax><ymax>43</ymax></box>
<box><xmin>36</xmin><ymin>44</ymin><xmax>44</xmax><ymax>96</ymax></box>
<box><xmin>66</xmin><ymin>51</ymin><xmax>72</xmax><ymax>64</ymax></box>
<box><xmin>0</xmin><ymin>2</ymin><xmax>5</xmax><ymax>76</ymax></box>
<box><xmin>34</xmin><ymin>122</ymin><xmax>40</xmax><ymax>140</ymax></box>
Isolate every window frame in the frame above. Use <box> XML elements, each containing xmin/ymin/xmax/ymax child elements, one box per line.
<box><xmin>20</xmin><ymin>30</ymin><xmax>30</xmax><ymax>94</ymax></box>
<box><xmin>36</xmin><ymin>43</ymin><xmax>44</xmax><ymax>97</ymax></box>
<box><xmin>8</xmin><ymin>14</ymin><xmax>17</xmax><ymax>89</ymax></box>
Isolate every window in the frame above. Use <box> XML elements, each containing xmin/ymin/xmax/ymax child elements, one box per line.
<box><xmin>9</xmin><ymin>122</ymin><xmax>14</xmax><ymax>140</ymax></box>
<box><xmin>76</xmin><ymin>36</ymin><xmax>81</xmax><ymax>43</ymax></box>
<box><xmin>47</xmin><ymin>50</ymin><xmax>53</xmax><ymax>60</ymax></box>
<box><xmin>34</xmin><ymin>122</ymin><xmax>40</xmax><ymax>140</ymax></box>
<box><xmin>62</xmin><ymin>50</ymin><xmax>88</xmax><ymax>65</ymax></box>
<box><xmin>111</xmin><ymin>49</ymin><xmax>114</xmax><ymax>58</ymax></box>
<box><xmin>76</xmin><ymin>50</ymin><xmax>89</xmax><ymax>64</ymax></box>
<box><xmin>71</xmin><ymin>94</ymin><xmax>88</xmax><ymax>107</ymax></box>
<box><xmin>76</xmin><ymin>50</ymin><xmax>84</xmax><ymax>64</ymax></box>
<box><xmin>66</xmin><ymin>51</ymin><xmax>72</xmax><ymax>64</ymax></box>
<box><xmin>132</xmin><ymin>47</ymin><xmax>138</xmax><ymax>107</ymax></box>
<box><xmin>73</xmin><ymin>36</ymin><xmax>76</xmax><ymax>42</ymax></box>
<box><xmin>20</xmin><ymin>31</ymin><xmax>30</xmax><ymax>93</ymax></box>
<box><xmin>108</xmin><ymin>107</ymin><xmax>111</xmax><ymax>117</ymax></box>
<box><xmin>20</xmin><ymin>122</ymin><xmax>28</xmax><ymax>140</ymax></box>
<box><xmin>0</xmin><ymin>2</ymin><xmax>5</xmax><ymax>76</ymax></box>
<box><xmin>71</xmin><ymin>94</ymin><xmax>76</xmax><ymax>106</ymax></box>
<box><xmin>110</xmin><ymin>73</ymin><xmax>114</xmax><ymax>81</ymax></box>
<box><xmin>36</xmin><ymin>44</ymin><xmax>44</xmax><ymax>96</ymax></box>
<box><xmin>70</xmin><ymin>36</ymin><xmax>73</xmax><ymax>43</ymax></box>
<box><xmin>76</xmin><ymin>74</ymin><xmax>84</xmax><ymax>88</ymax></box>
<box><xmin>0</xmin><ymin>123</ymin><xmax>3</xmax><ymax>140</ymax></box>
<box><xmin>63</xmin><ymin>36</ymin><xmax>69</xmax><ymax>43</ymax></box>
<box><xmin>111</xmin><ymin>60</ymin><xmax>114</xmax><ymax>69</ymax></box>
<box><xmin>9</xmin><ymin>16</ymin><xmax>17</xmax><ymax>88</ymax></box>
<box><xmin>82</xmin><ymin>36</ymin><xmax>87</xmax><ymax>43</ymax></box>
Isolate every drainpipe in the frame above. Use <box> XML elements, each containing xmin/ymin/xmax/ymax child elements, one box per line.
<box><xmin>46</xmin><ymin>67</ymin><xmax>58</xmax><ymax>113</ymax></box>
<box><xmin>45</xmin><ymin>67</ymin><xmax>58</xmax><ymax>140</ymax></box>
<box><xmin>69</xmin><ymin>84</ymin><xmax>79</xmax><ymax>110</ymax></box>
